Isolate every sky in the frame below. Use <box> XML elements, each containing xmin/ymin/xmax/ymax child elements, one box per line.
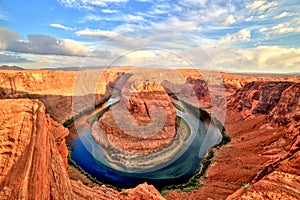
<box><xmin>0</xmin><ymin>0</ymin><xmax>299</xmax><ymax>73</ymax></box>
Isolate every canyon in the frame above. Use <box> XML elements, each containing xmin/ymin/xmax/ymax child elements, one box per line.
<box><xmin>0</xmin><ymin>67</ymin><xmax>299</xmax><ymax>199</ymax></box>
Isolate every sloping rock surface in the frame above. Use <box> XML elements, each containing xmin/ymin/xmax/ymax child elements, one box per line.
<box><xmin>0</xmin><ymin>98</ymin><xmax>165</xmax><ymax>200</ymax></box>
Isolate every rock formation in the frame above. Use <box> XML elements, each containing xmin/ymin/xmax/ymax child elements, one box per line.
<box><xmin>165</xmin><ymin>78</ymin><xmax>300</xmax><ymax>200</ymax></box>
<box><xmin>0</xmin><ymin>99</ymin><xmax>73</xmax><ymax>199</ymax></box>
<box><xmin>94</xmin><ymin>78</ymin><xmax>177</xmax><ymax>153</ymax></box>
<box><xmin>0</xmin><ymin>69</ymin><xmax>128</xmax><ymax>123</ymax></box>
<box><xmin>0</xmin><ymin>98</ymin><xmax>166</xmax><ymax>200</ymax></box>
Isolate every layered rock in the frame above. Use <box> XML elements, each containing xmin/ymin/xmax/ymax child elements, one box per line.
<box><xmin>165</xmin><ymin>79</ymin><xmax>300</xmax><ymax>200</ymax></box>
<box><xmin>95</xmin><ymin>79</ymin><xmax>177</xmax><ymax>153</ymax></box>
<box><xmin>227</xmin><ymin>81</ymin><xmax>299</xmax><ymax>120</ymax></box>
<box><xmin>228</xmin><ymin>134</ymin><xmax>300</xmax><ymax>199</ymax></box>
<box><xmin>0</xmin><ymin>99</ymin><xmax>73</xmax><ymax>199</ymax></box>
<box><xmin>0</xmin><ymin>98</ymin><xmax>166</xmax><ymax>200</ymax></box>
<box><xmin>270</xmin><ymin>83</ymin><xmax>300</xmax><ymax>136</ymax></box>
<box><xmin>0</xmin><ymin>69</ymin><xmax>128</xmax><ymax>123</ymax></box>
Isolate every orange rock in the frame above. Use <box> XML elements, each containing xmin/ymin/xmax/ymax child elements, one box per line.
<box><xmin>0</xmin><ymin>99</ymin><xmax>73</xmax><ymax>199</ymax></box>
<box><xmin>122</xmin><ymin>182</ymin><xmax>166</xmax><ymax>200</ymax></box>
<box><xmin>0</xmin><ymin>68</ymin><xmax>299</xmax><ymax>199</ymax></box>
<box><xmin>94</xmin><ymin>79</ymin><xmax>177</xmax><ymax>154</ymax></box>
<box><xmin>0</xmin><ymin>98</ymin><xmax>166</xmax><ymax>200</ymax></box>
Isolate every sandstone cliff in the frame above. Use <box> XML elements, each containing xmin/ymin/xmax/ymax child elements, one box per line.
<box><xmin>0</xmin><ymin>99</ymin><xmax>73</xmax><ymax>199</ymax></box>
<box><xmin>94</xmin><ymin>78</ymin><xmax>177</xmax><ymax>154</ymax></box>
<box><xmin>0</xmin><ymin>69</ymin><xmax>127</xmax><ymax>123</ymax></box>
<box><xmin>228</xmin><ymin>81</ymin><xmax>300</xmax><ymax>128</ymax></box>
<box><xmin>0</xmin><ymin>98</ymin><xmax>166</xmax><ymax>200</ymax></box>
<box><xmin>165</xmin><ymin>78</ymin><xmax>300</xmax><ymax>200</ymax></box>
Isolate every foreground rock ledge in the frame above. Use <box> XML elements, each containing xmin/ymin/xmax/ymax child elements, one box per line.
<box><xmin>0</xmin><ymin>99</ymin><xmax>165</xmax><ymax>200</ymax></box>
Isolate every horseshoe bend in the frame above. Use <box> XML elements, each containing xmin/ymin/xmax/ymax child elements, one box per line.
<box><xmin>0</xmin><ymin>67</ymin><xmax>299</xmax><ymax>199</ymax></box>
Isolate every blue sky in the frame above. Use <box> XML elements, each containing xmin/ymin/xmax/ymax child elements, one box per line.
<box><xmin>0</xmin><ymin>0</ymin><xmax>299</xmax><ymax>73</ymax></box>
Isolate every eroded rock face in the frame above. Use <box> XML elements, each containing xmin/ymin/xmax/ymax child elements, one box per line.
<box><xmin>0</xmin><ymin>99</ymin><xmax>73</xmax><ymax>199</ymax></box>
<box><xmin>95</xmin><ymin>79</ymin><xmax>177</xmax><ymax>153</ymax></box>
<box><xmin>0</xmin><ymin>98</ymin><xmax>166</xmax><ymax>200</ymax></box>
<box><xmin>270</xmin><ymin>83</ymin><xmax>300</xmax><ymax>130</ymax></box>
<box><xmin>0</xmin><ymin>69</ymin><xmax>127</xmax><ymax>123</ymax></box>
<box><xmin>228</xmin><ymin>135</ymin><xmax>300</xmax><ymax>200</ymax></box>
<box><xmin>165</xmin><ymin>78</ymin><xmax>300</xmax><ymax>200</ymax></box>
<box><xmin>228</xmin><ymin>81</ymin><xmax>299</xmax><ymax>121</ymax></box>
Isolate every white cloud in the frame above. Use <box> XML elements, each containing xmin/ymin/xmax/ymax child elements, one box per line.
<box><xmin>246</xmin><ymin>0</ymin><xmax>266</xmax><ymax>11</ymax></box>
<box><xmin>182</xmin><ymin>0</ymin><xmax>208</xmax><ymax>7</ymax></box>
<box><xmin>221</xmin><ymin>15</ymin><xmax>236</xmax><ymax>26</ymax></box>
<box><xmin>237</xmin><ymin>15</ymin><xmax>244</xmax><ymax>21</ymax></box>
<box><xmin>115</xmin><ymin>49</ymin><xmax>191</xmax><ymax>68</ymax></box>
<box><xmin>245</xmin><ymin>16</ymin><xmax>254</xmax><ymax>21</ymax></box>
<box><xmin>125</xmin><ymin>50</ymin><xmax>157</xmax><ymax>59</ymax></box>
<box><xmin>0</xmin><ymin>52</ymin><xmax>31</xmax><ymax>63</ymax></box>
<box><xmin>75</xmin><ymin>28</ymin><xmax>149</xmax><ymax>49</ymax></box>
<box><xmin>154</xmin><ymin>17</ymin><xmax>198</xmax><ymax>31</ymax></box>
<box><xmin>81</xmin><ymin>14</ymin><xmax>145</xmax><ymax>23</ymax></box>
<box><xmin>57</xmin><ymin>0</ymin><xmax>128</xmax><ymax>9</ymax></box>
<box><xmin>272</xmin><ymin>12</ymin><xmax>291</xmax><ymax>20</ymax></box>
<box><xmin>258</xmin><ymin>14</ymin><xmax>266</xmax><ymax>19</ymax></box>
<box><xmin>221</xmin><ymin>29</ymin><xmax>251</xmax><ymax>43</ymax></box>
<box><xmin>126</xmin><ymin>14</ymin><xmax>144</xmax><ymax>21</ymax></box>
<box><xmin>258</xmin><ymin>27</ymin><xmax>268</xmax><ymax>32</ymax></box>
<box><xmin>101</xmin><ymin>9</ymin><xmax>118</xmax><ymax>13</ymax></box>
<box><xmin>202</xmin><ymin>44</ymin><xmax>300</xmax><ymax>72</ymax></box>
<box><xmin>50</xmin><ymin>23</ymin><xmax>75</xmax><ymax>31</ymax></box>
<box><xmin>248</xmin><ymin>46</ymin><xmax>300</xmax><ymax>69</ymax></box>
<box><xmin>0</xmin><ymin>13</ymin><xmax>8</xmax><ymax>21</ymax></box>
<box><xmin>76</xmin><ymin>28</ymin><xmax>118</xmax><ymax>38</ymax></box>
<box><xmin>258</xmin><ymin>19</ymin><xmax>300</xmax><ymax>34</ymax></box>
<box><xmin>258</xmin><ymin>1</ymin><xmax>278</xmax><ymax>13</ymax></box>
<box><xmin>246</xmin><ymin>0</ymin><xmax>277</xmax><ymax>13</ymax></box>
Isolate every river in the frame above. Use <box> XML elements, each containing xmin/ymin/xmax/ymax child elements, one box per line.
<box><xmin>68</xmin><ymin>97</ymin><xmax>222</xmax><ymax>189</ymax></box>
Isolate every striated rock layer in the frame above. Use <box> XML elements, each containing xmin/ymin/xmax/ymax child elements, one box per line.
<box><xmin>0</xmin><ymin>99</ymin><xmax>73</xmax><ymax>199</ymax></box>
<box><xmin>0</xmin><ymin>69</ymin><xmax>129</xmax><ymax>123</ymax></box>
<box><xmin>165</xmin><ymin>79</ymin><xmax>300</xmax><ymax>200</ymax></box>
<box><xmin>95</xmin><ymin>78</ymin><xmax>177</xmax><ymax>153</ymax></box>
<box><xmin>0</xmin><ymin>98</ymin><xmax>166</xmax><ymax>200</ymax></box>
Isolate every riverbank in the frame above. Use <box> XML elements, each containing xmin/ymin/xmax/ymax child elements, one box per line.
<box><xmin>66</xmin><ymin>97</ymin><xmax>228</xmax><ymax>193</ymax></box>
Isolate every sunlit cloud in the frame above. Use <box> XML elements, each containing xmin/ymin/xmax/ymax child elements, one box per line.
<box><xmin>221</xmin><ymin>15</ymin><xmax>236</xmax><ymax>26</ymax></box>
<box><xmin>220</xmin><ymin>29</ymin><xmax>251</xmax><ymax>43</ymax></box>
<box><xmin>76</xmin><ymin>28</ymin><xmax>119</xmax><ymax>38</ymax></box>
<box><xmin>258</xmin><ymin>18</ymin><xmax>300</xmax><ymax>34</ymax></box>
<box><xmin>202</xmin><ymin>44</ymin><xmax>300</xmax><ymax>73</ymax></box>
<box><xmin>272</xmin><ymin>12</ymin><xmax>292</xmax><ymax>20</ymax></box>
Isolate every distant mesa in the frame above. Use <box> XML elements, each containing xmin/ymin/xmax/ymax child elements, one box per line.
<box><xmin>0</xmin><ymin>65</ymin><xmax>24</xmax><ymax>70</ymax></box>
